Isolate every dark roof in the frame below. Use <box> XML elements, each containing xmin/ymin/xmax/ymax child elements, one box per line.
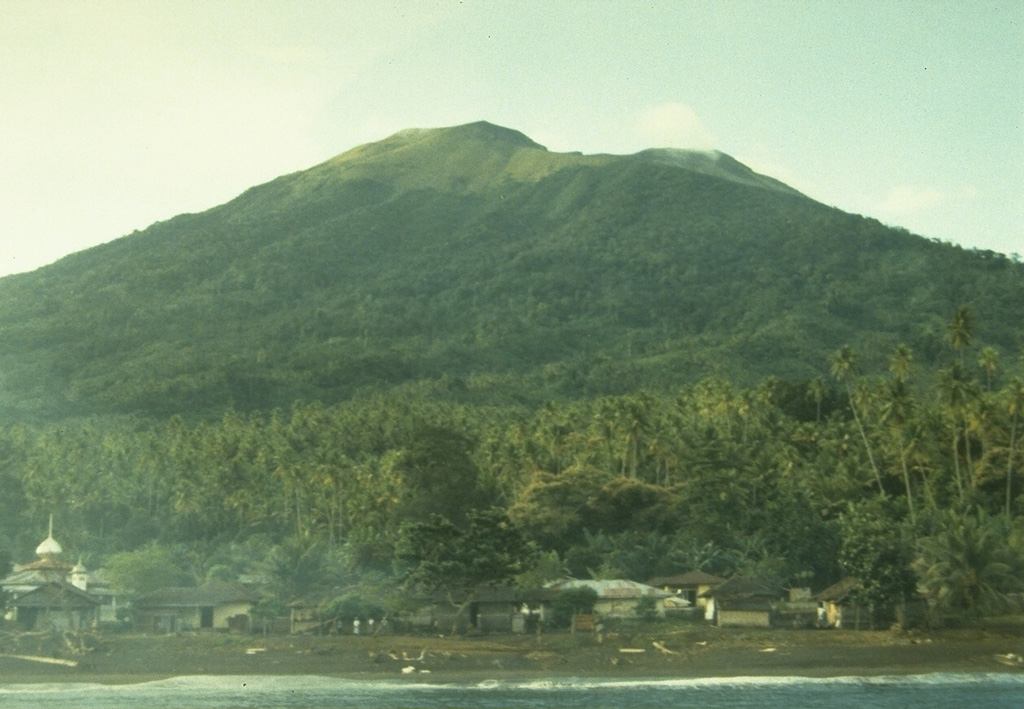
<box><xmin>14</xmin><ymin>581</ymin><xmax>100</xmax><ymax>608</ymax></box>
<box><xmin>134</xmin><ymin>582</ymin><xmax>257</xmax><ymax>608</ymax></box>
<box><xmin>1</xmin><ymin>567</ymin><xmax>67</xmax><ymax>588</ymax></box>
<box><xmin>16</xmin><ymin>558</ymin><xmax>74</xmax><ymax>572</ymax></box>
<box><xmin>815</xmin><ymin>577</ymin><xmax>862</xmax><ymax>602</ymax></box>
<box><xmin>700</xmin><ymin>576</ymin><xmax>780</xmax><ymax>600</ymax></box>
<box><xmin>647</xmin><ymin>571</ymin><xmax>727</xmax><ymax>588</ymax></box>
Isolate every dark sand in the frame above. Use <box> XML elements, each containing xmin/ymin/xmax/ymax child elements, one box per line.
<box><xmin>1</xmin><ymin>626</ymin><xmax>1022</xmax><ymax>685</ymax></box>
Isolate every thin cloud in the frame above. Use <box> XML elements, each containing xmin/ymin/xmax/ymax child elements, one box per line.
<box><xmin>878</xmin><ymin>184</ymin><xmax>979</xmax><ymax>218</ymax></box>
<box><xmin>635</xmin><ymin>103</ymin><xmax>716</xmax><ymax>151</ymax></box>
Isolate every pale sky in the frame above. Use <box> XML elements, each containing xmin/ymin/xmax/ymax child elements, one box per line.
<box><xmin>1</xmin><ymin>0</ymin><xmax>1021</xmax><ymax>277</ymax></box>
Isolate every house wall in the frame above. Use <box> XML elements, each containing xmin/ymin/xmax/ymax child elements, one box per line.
<box><xmin>694</xmin><ymin>584</ymin><xmax>715</xmax><ymax>610</ymax></box>
<box><xmin>136</xmin><ymin>608</ymin><xmax>201</xmax><ymax>633</ymax></box>
<box><xmin>290</xmin><ymin>607</ymin><xmax>322</xmax><ymax>634</ymax></box>
<box><xmin>213</xmin><ymin>602</ymin><xmax>252</xmax><ymax>630</ymax></box>
<box><xmin>94</xmin><ymin>593</ymin><xmax>121</xmax><ymax>625</ymax></box>
<box><xmin>718</xmin><ymin>609</ymin><xmax>772</xmax><ymax>628</ymax></box>
<box><xmin>593</xmin><ymin>598</ymin><xmax>665</xmax><ymax>619</ymax></box>
<box><xmin>137</xmin><ymin>602</ymin><xmax>252</xmax><ymax>633</ymax></box>
<box><xmin>16</xmin><ymin>606</ymin><xmax>96</xmax><ymax>632</ymax></box>
<box><xmin>432</xmin><ymin>605</ymin><xmax>471</xmax><ymax>634</ymax></box>
<box><xmin>475</xmin><ymin>602</ymin><xmax>517</xmax><ymax>632</ymax></box>
<box><xmin>401</xmin><ymin>605</ymin><xmax>438</xmax><ymax>631</ymax></box>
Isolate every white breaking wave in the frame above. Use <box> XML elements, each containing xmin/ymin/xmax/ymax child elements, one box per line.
<box><xmin>0</xmin><ymin>672</ymin><xmax>1021</xmax><ymax>709</ymax></box>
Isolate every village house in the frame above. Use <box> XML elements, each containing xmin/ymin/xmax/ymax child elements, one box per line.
<box><xmin>132</xmin><ymin>581</ymin><xmax>258</xmax><ymax>633</ymax></box>
<box><xmin>700</xmin><ymin>576</ymin><xmax>781</xmax><ymax>627</ymax></box>
<box><xmin>9</xmin><ymin>581</ymin><xmax>100</xmax><ymax>632</ymax></box>
<box><xmin>815</xmin><ymin>577</ymin><xmax>861</xmax><ymax>628</ymax></box>
<box><xmin>814</xmin><ymin>577</ymin><xmax>926</xmax><ymax>629</ymax></box>
<box><xmin>401</xmin><ymin>586</ymin><xmax>550</xmax><ymax>634</ymax></box>
<box><xmin>545</xmin><ymin>579</ymin><xmax>675</xmax><ymax>620</ymax></box>
<box><xmin>647</xmin><ymin>570</ymin><xmax>726</xmax><ymax>620</ymax></box>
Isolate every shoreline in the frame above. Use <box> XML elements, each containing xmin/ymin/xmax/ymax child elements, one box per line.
<box><xmin>1</xmin><ymin>627</ymin><xmax>1022</xmax><ymax>685</ymax></box>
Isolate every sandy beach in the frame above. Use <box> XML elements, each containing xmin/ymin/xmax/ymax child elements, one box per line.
<box><xmin>1</xmin><ymin>625</ymin><xmax>1022</xmax><ymax>685</ymax></box>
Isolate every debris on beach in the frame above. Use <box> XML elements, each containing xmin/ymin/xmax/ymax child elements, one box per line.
<box><xmin>0</xmin><ymin>653</ymin><xmax>78</xmax><ymax>667</ymax></box>
<box><xmin>994</xmin><ymin>653</ymin><xmax>1023</xmax><ymax>667</ymax></box>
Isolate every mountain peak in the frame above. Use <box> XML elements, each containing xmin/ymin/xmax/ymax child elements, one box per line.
<box><xmin>341</xmin><ymin>121</ymin><xmax>546</xmax><ymax>162</ymax></box>
<box><xmin>322</xmin><ymin>121</ymin><xmax>573</xmax><ymax>193</ymax></box>
<box><xmin>403</xmin><ymin>121</ymin><xmax>547</xmax><ymax>151</ymax></box>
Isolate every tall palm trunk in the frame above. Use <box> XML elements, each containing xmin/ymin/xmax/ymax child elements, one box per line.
<box><xmin>951</xmin><ymin>427</ymin><xmax>965</xmax><ymax>502</ymax></box>
<box><xmin>1007</xmin><ymin>413</ymin><xmax>1019</xmax><ymax>517</ymax></box>
<box><xmin>963</xmin><ymin>417</ymin><xmax>974</xmax><ymax>490</ymax></box>
<box><xmin>896</xmin><ymin>437</ymin><xmax>916</xmax><ymax>524</ymax></box>
<box><xmin>847</xmin><ymin>383</ymin><xmax>884</xmax><ymax>494</ymax></box>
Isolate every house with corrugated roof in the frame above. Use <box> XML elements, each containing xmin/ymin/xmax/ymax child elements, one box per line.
<box><xmin>545</xmin><ymin>579</ymin><xmax>675</xmax><ymax>619</ymax></box>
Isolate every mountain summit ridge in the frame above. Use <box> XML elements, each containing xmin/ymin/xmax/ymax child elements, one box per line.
<box><xmin>315</xmin><ymin>121</ymin><xmax>799</xmax><ymax>197</ymax></box>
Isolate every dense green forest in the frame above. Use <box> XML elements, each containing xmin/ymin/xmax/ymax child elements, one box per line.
<box><xmin>1</xmin><ymin>310</ymin><xmax>1022</xmax><ymax>619</ymax></box>
<box><xmin>0</xmin><ymin>122</ymin><xmax>1020</xmax><ymax>423</ymax></box>
<box><xmin>0</xmin><ymin>123</ymin><xmax>1022</xmax><ymax>622</ymax></box>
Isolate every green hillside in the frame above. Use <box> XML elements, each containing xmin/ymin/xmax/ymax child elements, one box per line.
<box><xmin>0</xmin><ymin>121</ymin><xmax>1020</xmax><ymax>423</ymax></box>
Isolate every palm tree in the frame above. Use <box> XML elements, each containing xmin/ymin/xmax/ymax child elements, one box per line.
<box><xmin>612</xmin><ymin>392</ymin><xmax>655</xmax><ymax>480</ymax></box>
<box><xmin>902</xmin><ymin>416</ymin><xmax>940</xmax><ymax>512</ymax></box>
<box><xmin>888</xmin><ymin>344</ymin><xmax>914</xmax><ymax>382</ymax></box>
<box><xmin>535</xmin><ymin>401</ymin><xmax>572</xmax><ymax>475</ymax></box>
<box><xmin>830</xmin><ymin>346</ymin><xmax>884</xmax><ymax>494</ymax></box>
<box><xmin>1003</xmin><ymin>378</ymin><xmax>1024</xmax><ymax>517</ymax></box>
<box><xmin>806</xmin><ymin>376</ymin><xmax>827</xmax><ymax>423</ymax></box>
<box><xmin>977</xmin><ymin>346</ymin><xmax>1000</xmax><ymax>392</ymax></box>
<box><xmin>947</xmin><ymin>305</ymin><xmax>974</xmax><ymax>365</ymax></box>
<box><xmin>880</xmin><ymin>376</ymin><xmax>917</xmax><ymax>524</ymax></box>
<box><xmin>939</xmin><ymin>361</ymin><xmax>977</xmax><ymax>501</ymax></box>
<box><xmin>915</xmin><ymin>509</ymin><xmax>1021</xmax><ymax>617</ymax></box>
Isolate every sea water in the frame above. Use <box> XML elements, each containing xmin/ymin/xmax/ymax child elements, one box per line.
<box><xmin>0</xmin><ymin>673</ymin><xmax>1022</xmax><ymax>708</ymax></box>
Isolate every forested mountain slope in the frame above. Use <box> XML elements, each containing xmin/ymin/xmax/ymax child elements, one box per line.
<box><xmin>0</xmin><ymin>121</ymin><xmax>1020</xmax><ymax>423</ymax></box>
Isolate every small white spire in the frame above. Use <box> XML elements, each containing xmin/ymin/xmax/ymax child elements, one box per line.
<box><xmin>71</xmin><ymin>556</ymin><xmax>89</xmax><ymax>590</ymax></box>
<box><xmin>35</xmin><ymin>513</ymin><xmax>63</xmax><ymax>559</ymax></box>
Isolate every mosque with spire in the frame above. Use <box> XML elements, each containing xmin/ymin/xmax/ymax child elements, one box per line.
<box><xmin>0</xmin><ymin>518</ymin><xmax>120</xmax><ymax>631</ymax></box>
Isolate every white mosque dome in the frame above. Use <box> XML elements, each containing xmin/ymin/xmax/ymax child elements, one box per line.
<box><xmin>35</xmin><ymin>534</ymin><xmax>63</xmax><ymax>558</ymax></box>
